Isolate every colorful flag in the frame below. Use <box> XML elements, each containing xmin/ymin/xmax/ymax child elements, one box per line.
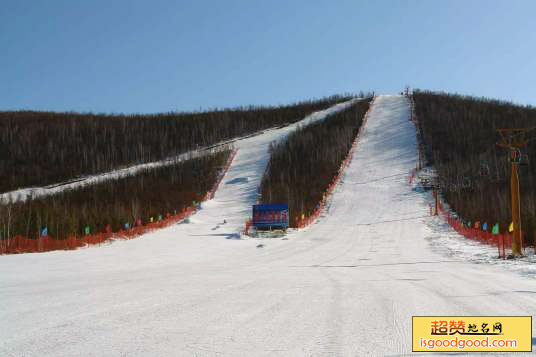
<box><xmin>474</xmin><ymin>221</ymin><xmax>480</xmax><ymax>229</ymax></box>
<box><xmin>150</xmin><ymin>217</ymin><xmax>154</xmax><ymax>223</ymax></box>
<box><xmin>158</xmin><ymin>214</ymin><xmax>163</xmax><ymax>221</ymax></box>
<box><xmin>84</xmin><ymin>226</ymin><xmax>90</xmax><ymax>235</ymax></box>
<box><xmin>492</xmin><ymin>223</ymin><xmax>499</xmax><ymax>235</ymax></box>
<box><xmin>508</xmin><ymin>222</ymin><xmax>514</xmax><ymax>232</ymax></box>
<box><xmin>124</xmin><ymin>223</ymin><xmax>129</xmax><ymax>230</ymax></box>
<box><xmin>482</xmin><ymin>222</ymin><xmax>488</xmax><ymax>231</ymax></box>
<box><xmin>40</xmin><ymin>227</ymin><xmax>48</xmax><ymax>237</ymax></box>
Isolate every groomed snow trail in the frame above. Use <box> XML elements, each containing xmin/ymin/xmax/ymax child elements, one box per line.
<box><xmin>1</xmin><ymin>95</ymin><xmax>535</xmax><ymax>356</ymax></box>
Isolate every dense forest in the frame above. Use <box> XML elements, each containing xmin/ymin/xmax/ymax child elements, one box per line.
<box><xmin>0</xmin><ymin>147</ymin><xmax>231</xmax><ymax>242</ymax></box>
<box><xmin>0</xmin><ymin>95</ymin><xmax>353</xmax><ymax>193</ymax></box>
<box><xmin>413</xmin><ymin>90</ymin><xmax>536</xmax><ymax>243</ymax></box>
<box><xmin>259</xmin><ymin>99</ymin><xmax>371</xmax><ymax>227</ymax></box>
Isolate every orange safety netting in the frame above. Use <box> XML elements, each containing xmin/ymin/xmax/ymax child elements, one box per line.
<box><xmin>437</xmin><ymin>201</ymin><xmax>515</xmax><ymax>259</ymax></box>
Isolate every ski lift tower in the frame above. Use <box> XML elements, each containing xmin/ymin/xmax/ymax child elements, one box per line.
<box><xmin>496</xmin><ymin>128</ymin><xmax>528</xmax><ymax>257</ymax></box>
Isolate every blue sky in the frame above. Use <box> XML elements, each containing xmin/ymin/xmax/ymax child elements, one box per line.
<box><xmin>1</xmin><ymin>0</ymin><xmax>535</xmax><ymax>113</ymax></box>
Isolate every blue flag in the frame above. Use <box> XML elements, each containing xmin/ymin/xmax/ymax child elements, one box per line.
<box><xmin>124</xmin><ymin>222</ymin><xmax>130</xmax><ymax>230</ymax></box>
<box><xmin>40</xmin><ymin>227</ymin><xmax>48</xmax><ymax>237</ymax></box>
<box><xmin>482</xmin><ymin>222</ymin><xmax>488</xmax><ymax>231</ymax></box>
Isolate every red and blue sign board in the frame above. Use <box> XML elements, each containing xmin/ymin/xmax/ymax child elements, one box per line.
<box><xmin>252</xmin><ymin>204</ymin><xmax>289</xmax><ymax>229</ymax></box>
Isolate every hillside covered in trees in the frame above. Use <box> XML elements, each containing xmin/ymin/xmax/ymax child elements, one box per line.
<box><xmin>0</xmin><ymin>147</ymin><xmax>231</xmax><ymax>245</ymax></box>
<box><xmin>414</xmin><ymin>90</ymin><xmax>536</xmax><ymax>244</ymax></box>
<box><xmin>0</xmin><ymin>95</ymin><xmax>353</xmax><ymax>193</ymax></box>
<box><xmin>259</xmin><ymin>98</ymin><xmax>371</xmax><ymax>227</ymax></box>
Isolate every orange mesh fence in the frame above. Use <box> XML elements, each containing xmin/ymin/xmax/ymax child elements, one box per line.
<box><xmin>439</xmin><ymin>203</ymin><xmax>515</xmax><ymax>259</ymax></box>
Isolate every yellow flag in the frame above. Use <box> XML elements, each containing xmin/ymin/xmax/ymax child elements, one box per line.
<box><xmin>509</xmin><ymin>222</ymin><xmax>514</xmax><ymax>232</ymax></box>
<box><xmin>301</xmin><ymin>213</ymin><xmax>305</xmax><ymax>220</ymax></box>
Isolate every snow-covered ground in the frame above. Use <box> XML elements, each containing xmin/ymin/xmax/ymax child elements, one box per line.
<box><xmin>1</xmin><ymin>96</ymin><xmax>535</xmax><ymax>356</ymax></box>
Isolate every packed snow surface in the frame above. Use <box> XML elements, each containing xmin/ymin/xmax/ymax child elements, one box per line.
<box><xmin>1</xmin><ymin>96</ymin><xmax>535</xmax><ymax>356</ymax></box>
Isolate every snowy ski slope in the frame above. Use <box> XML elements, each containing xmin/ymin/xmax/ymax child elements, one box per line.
<box><xmin>1</xmin><ymin>95</ymin><xmax>535</xmax><ymax>356</ymax></box>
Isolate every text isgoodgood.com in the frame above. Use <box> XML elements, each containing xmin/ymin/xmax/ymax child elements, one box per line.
<box><xmin>420</xmin><ymin>336</ymin><xmax>517</xmax><ymax>350</ymax></box>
